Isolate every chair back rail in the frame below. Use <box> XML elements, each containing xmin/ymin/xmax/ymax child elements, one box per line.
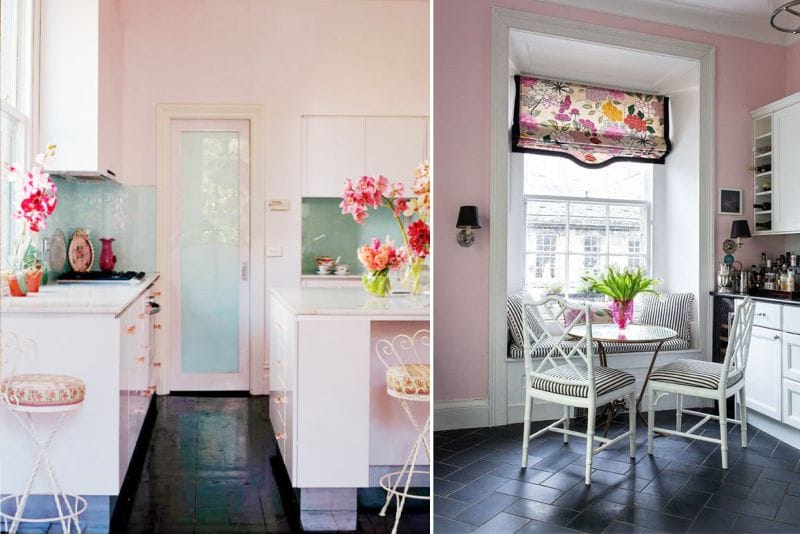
<box><xmin>522</xmin><ymin>296</ymin><xmax>597</xmax><ymax>399</ymax></box>
<box><xmin>720</xmin><ymin>296</ymin><xmax>756</xmax><ymax>390</ymax></box>
<box><xmin>375</xmin><ymin>329</ymin><xmax>430</xmax><ymax>387</ymax></box>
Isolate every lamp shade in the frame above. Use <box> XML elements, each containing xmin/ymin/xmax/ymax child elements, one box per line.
<box><xmin>457</xmin><ymin>206</ymin><xmax>481</xmax><ymax>229</ymax></box>
<box><xmin>731</xmin><ymin>220</ymin><xmax>752</xmax><ymax>239</ymax></box>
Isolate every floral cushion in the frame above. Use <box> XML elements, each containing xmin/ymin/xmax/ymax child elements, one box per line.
<box><xmin>386</xmin><ymin>364</ymin><xmax>430</xmax><ymax>398</ymax></box>
<box><xmin>1</xmin><ymin>374</ymin><xmax>85</xmax><ymax>408</ymax></box>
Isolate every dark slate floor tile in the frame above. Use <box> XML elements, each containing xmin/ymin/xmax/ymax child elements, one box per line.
<box><xmin>775</xmin><ymin>494</ymin><xmax>800</xmax><ymax>526</ymax></box>
<box><xmin>435</xmin><ymin>496</ymin><xmax>471</xmax><ymax>519</ymax></box>
<box><xmin>448</xmin><ymin>474</ymin><xmax>509</xmax><ymax>503</ymax></box>
<box><xmin>534</xmin><ymin>450</ymin><xmax>583</xmax><ymax>473</ymax></box>
<box><xmin>730</xmin><ymin>514</ymin><xmax>799</xmax><ymax>533</ymax></box>
<box><xmin>662</xmin><ymin>488</ymin><xmax>710</xmax><ymax>520</ymax></box>
<box><xmin>516</xmin><ymin>518</ymin><xmax>582</xmax><ymax>533</ymax></box>
<box><xmin>445</xmin><ymin>458</ymin><xmax>502</xmax><ymax>484</ymax></box>
<box><xmin>553</xmin><ymin>482</ymin><xmax>611</xmax><ymax>511</ymax></box>
<box><xmin>626</xmin><ymin>455</ymin><xmax>672</xmax><ymax>481</ymax></box>
<box><xmin>433</xmin><ymin>515</ymin><xmax>476</xmax><ymax>533</ymax></box>
<box><xmin>686</xmin><ymin>506</ymin><xmax>736</xmax><ymax>533</ymax></box>
<box><xmin>601</xmin><ymin>520</ymin><xmax>647</xmax><ymax>533</ymax></box>
<box><xmin>747</xmin><ymin>477</ymin><xmax>789</xmax><ymax>505</ymax></box>
<box><xmin>591</xmin><ymin>457</ymin><xmax>636</xmax><ymax>475</ymax></box>
<box><xmin>723</xmin><ymin>461</ymin><xmax>763</xmax><ymax>487</ymax></box>
<box><xmin>471</xmin><ymin>511</ymin><xmax>529</xmax><ymax>533</ymax></box>
<box><xmin>452</xmin><ymin>492</ymin><xmax>519</xmax><ymax>527</ymax></box>
<box><xmin>682</xmin><ymin>475</ymin><xmax>750</xmax><ymax>500</ymax></box>
<box><xmin>787</xmin><ymin>483</ymin><xmax>800</xmax><ymax>496</ymax></box>
<box><xmin>435</xmin><ymin>462</ymin><xmax>461</xmax><ymax>478</ymax></box>
<box><xmin>566</xmin><ymin>500</ymin><xmax>625</xmax><ymax>534</ymax></box>
<box><xmin>615</xmin><ymin>506</ymin><xmax>692</xmax><ymax>533</ymax></box>
<box><xmin>640</xmin><ymin>471</ymin><xmax>690</xmax><ymax>499</ymax></box>
<box><xmin>540</xmin><ymin>465</ymin><xmax>585</xmax><ymax>491</ymax></box>
<box><xmin>435</xmin><ymin>477</ymin><xmax>465</xmax><ymax>497</ymax></box>
<box><xmin>598</xmin><ymin>487</ymin><xmax>665</xmax><ymax>513</ymax></box>
<box><xmin>707</xmin><ymin>493</ymin><xmax>778</xmax><ymax>521</ymax></box>
<box><xmin>503</xmin><ymin>498</ymin><xmax>579</xmax><ymax>526</ymax></box>
<box><xmin>491</xmin><ymin>463</ymin><xmax>552</xmax><ymax>484</ymax></box>
<box><xmin>771</xmin><ymin>442</ymin><xmax>800</xmax><ymax>464</ymax></box>
<box><xmin>496</xmin><ymin>479</ymin><xmax>564</xmax><ymax>504</ymax></box>
<box><xmin>663</xmin><ymin>461</ymin><xmax>726</xmax><ymax>482</ymax></box>
<box><xmin>761</xmin><ymin>466</ymin><xmax>800</xmax><ymax>485</ymax></box>
<box><xmin>444</xmin><ymin>446</ymin><xmax>495</xmax><ymax>467</ymax></box>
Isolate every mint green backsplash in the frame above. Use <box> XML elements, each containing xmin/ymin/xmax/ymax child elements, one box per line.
<box><xmin>40</xmin><ymin>179</ymin><xmax>157</xmax><ymax>279</ymax></box>
<box><xmin>301</xmin><ymin>198</ymin><xmax>406</xmax><ymax>274</ymax></box>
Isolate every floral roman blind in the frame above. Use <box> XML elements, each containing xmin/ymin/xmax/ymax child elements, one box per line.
<box><xmin>512</xmin><ymin>75</ymin><xmax>671</xmax><ymax>168</ymax></box>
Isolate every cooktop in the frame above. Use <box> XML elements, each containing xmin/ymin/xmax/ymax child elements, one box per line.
<box><xmin>57</xmin><ymin>271</ymin><xmax>146</xmax><ymax>284</ymax></box>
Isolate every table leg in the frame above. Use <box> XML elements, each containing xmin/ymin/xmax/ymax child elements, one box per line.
<box><xmin>596</xmin><ymin>342</ymin><xmax>618</xmax><ymax>438</ymax></box>
<box><xmin>636</xmin><ymin>340</ymin><xmax>666</xmax><ymax>431</ymax></box>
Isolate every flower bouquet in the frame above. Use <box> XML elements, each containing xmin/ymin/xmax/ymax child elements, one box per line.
<box><xmin>356</xmin><ymin>237</ymin><xmax>407</xmax><ymax>297</ymax></box>
<box><xmin>2</xmin><ymin>145</ymin><xmax>58</xmax><ymax>296</ymax></box>
<box><xmin>341</xmin><ymin>162</ymin><xmax>430</xmax><ymax>296</ymax></box>
<box><xmin>581</xmin><ymin>265</ymin><xmax>660</xmax><ymax>329</ymax></box>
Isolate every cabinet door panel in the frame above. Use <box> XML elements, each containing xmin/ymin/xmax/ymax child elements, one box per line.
<box><xmin>303</xmin><ymin>117</ymin><xmax>365</xmax><ymax>197</ymax></box>
<box><xmin>783</xmin><ymin>379</ymin><xmax>800</xmax><ymax>430</ymax></box>
<box><xmin>746</xmin><ymin>326</ymin><xmax>782</xmax><ymax>420</ymax></box>
<box><xmin>753</xmin><ymin>302</ymin><xmax>782</xmax><ymax>330</ymax></box>
<box><xmin>784</xmin><ymin>332</ymin><xmax>800</xmax><ymax>383</ymax></box>
<box><xmin>773</xmin><ymin>102</ymin><xmax>800</xmax><ymax>232</ymax></box>
<box><xmin>365</xmin><ymin>117</ymin><xmax>427</xmax><ymax>193</ymax></box>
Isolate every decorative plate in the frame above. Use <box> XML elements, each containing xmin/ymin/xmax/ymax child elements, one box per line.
<box><xmin>68</xmin><ymin>228</ymin><xmax>94</xmax><ymax>272</ymax></box>
<box><xmin>722</xmin><ymin>239</ymin><xmax>737</xmax><ymax>254</ymax></box>
<box><xmin>723</xmin><ymin>254</ymin><xmax>735</xmax><ymax>266</ymax></box>
<box><xmin>49</xmin><ymin>229</ymin><xmax>67</xmax><ymax>273</ymax></box>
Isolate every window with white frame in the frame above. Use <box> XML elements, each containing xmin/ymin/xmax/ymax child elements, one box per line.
<box><xmin>1</xmin><ymin>0</ymin><xmax>35</xmax><ymax>267</ymax></box>
<box><xmin>523</xmin><ymin>154</ymin><xmax>652</xmax><ymax>295</ymax></box>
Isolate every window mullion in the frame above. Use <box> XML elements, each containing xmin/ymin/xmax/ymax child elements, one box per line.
<box><xmin>565</xmin><ymin>199</ymin><xmax>571</xmax><ymax>295</ymax></box>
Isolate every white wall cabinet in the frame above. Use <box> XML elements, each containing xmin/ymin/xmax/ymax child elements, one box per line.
<box><xmin>746</xmin><ymin>325</ymin><xmax>783</xmax><ymax>420</ymax></box>
<box><xmin>751</xmin><ymin>93</ymin><xmax>800</xmax><ymax>234</ymax></box>
<box><xmin>302</xmin><ymin>115</ymin><xmax>428</xmax><ymax>197</ymax></box>
<box><xmin>40</xmin><ymin>0</ymin><xmax>123</xmax><ymax>181</ymax></box>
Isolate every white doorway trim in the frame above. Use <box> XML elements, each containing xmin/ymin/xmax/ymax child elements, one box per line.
<box><xmin>489</xmin><ymin>8</ymin><xmax>715</xmax><ymax>426</ymax></box>
<box><xmin>156</xmin><ymin>103</ymin><xmax>266</xmax><ymax>395</ymax></box>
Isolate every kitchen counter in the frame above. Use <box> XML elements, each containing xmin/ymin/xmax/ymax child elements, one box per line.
<box><xmin>709</xmin><ymin>290</ymin><xmax>800</xmax><ymax>307</ymax></box>
<box><xmin>271</xmin><ymin>286</ymin><xmax>430</xmax><ymax>317</ymax></box>
<box><xmin>1</xmin><ymin>274</ymin><xmax>159</xmax><ymax>316</ymax></box>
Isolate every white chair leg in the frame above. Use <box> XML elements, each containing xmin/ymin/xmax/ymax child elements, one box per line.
<box><xmin>585</xmin><ymin>403</ymin><xmax>596</xmax><ymax>485</ymax></box>
<box><xmin>647</xmin><ymin>386</ymin><xmax>655</xmax><ymax>455</ymax></box>
<box><xmin>719</xmin><ymin>396</ymin><xmax>729</xmax><ymax>470</ymax></box>
<box><xmin>521</xmin><ymin>394</ymin><xmax>532</xmax><ymax>468</ymax></box>
<box><xmin>676</xmin><ymin>394</ymin><xmax>683</xmax><ymax>432</ymax></box>
<box><xmin>739</xmin><ymin>385</ymin><xmax>749</xmax><ymax>448</ymax></box>
<box><xmin>628</xmin><ymin>392</ymin><xmax>636</xmax><ymax>459</ymax></box>
<box><xmin>563</xmin><ymin>405</ymin><xmax>570</xmax><ymax>444</ymax></box>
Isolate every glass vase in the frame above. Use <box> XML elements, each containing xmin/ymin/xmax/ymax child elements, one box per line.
<box><xmin>611</xmin><ymin>299</ymin><xmax>634</xmax><ymax>329</ymax></box>
<box><xmin>362</xmin><ymin>270</ymin><xmax>391</xmax><ymax>297</ymax></box>
<box><xmin>403</xmin><ymin>259</ymin><xmax>429</xmax><ymax>296</ymax></box>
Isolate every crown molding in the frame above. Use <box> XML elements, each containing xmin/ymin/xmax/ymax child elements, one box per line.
<box><xmin>536</xmin><ymin>0</ymin><xmax>800</xmax><ymax>47</ymax></box>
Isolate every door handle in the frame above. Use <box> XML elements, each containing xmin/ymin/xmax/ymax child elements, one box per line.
<box><xmin>242</xmin><ymin>261</ymin><xmax>249</xmax><ymax>281</ymax></box>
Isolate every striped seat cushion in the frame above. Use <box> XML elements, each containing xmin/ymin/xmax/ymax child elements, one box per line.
<box><xmin>1</xmin><ymin>374</ymin><xmax>85</xmax><ymax>408</ymax></box>
<box><xmin>649</xmin><ymin>359</ymin><xmax>742</xmax><ymax>390</ymax></box>
<box><xmin>639</xmin><ymin>293</ymin><xmax>694</xmax><ymax>344</ymax></box>
<box><xmin>531</xmin><ymin>364</ymin><xmax>635</xmax><ymax>398</ymax></box>
<box><xmin>508</xmin><ymin>337</ymin><xmax>691</xmax><ymax>360</ymax></box>
<box><xmin>507</xmin><ymin>291</ymin><xmax>543</xmax><ymax>347</ymax></box>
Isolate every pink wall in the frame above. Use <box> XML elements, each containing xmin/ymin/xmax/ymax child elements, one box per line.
<box><xmin>788</xmin><ymin>41</ymin><xmax>800</xmax><ymax>94</ymax></box>
<box><xmin>433</xmin><ymin>0</ymin><xmax>789</xmax><ymax>402</ymax></box>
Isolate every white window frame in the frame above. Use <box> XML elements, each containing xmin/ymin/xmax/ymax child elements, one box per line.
<box><xmin>523</xmin><ymin>193</ymin><xmax>652</xmax><ymax>294</ymax></box>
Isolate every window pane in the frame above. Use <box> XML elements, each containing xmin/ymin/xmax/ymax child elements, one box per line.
<box><xmin>525</xmin><ymin>252</ymin><xmax>566</xmax><ymax>294</ymax></box>
<box><xmin>608</xmin><ymin>204</ymin><xmax>647</xmax><ymax>255</ymax></box>
<box><xmin>1</xmin><ymin>110</ymin><xmax>21</xmax><ymax>267</ymax></box>
<box><xmin>568</xmin><ymin>203</ymin><xmax>606</xmax><ymax>271</ymax></box>
<box><xmin>526</xmin><ymin>200</ymin><xmax>567</xmax><ymax>253</ymax></box>
<box><xmin>1</xmin><ymin>0</ymin><xmax>18</xmax><ymax>106</ymax></box>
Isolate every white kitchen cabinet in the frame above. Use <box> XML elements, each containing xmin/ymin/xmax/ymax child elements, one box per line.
<box><xmin>782</xmin><ymin>379</ymin><xmax>800</xmax><ymax>430</ymax></box>
<box><xmin>751</xmin><ymin>92</ymin><xmax>800</xmax><ymax>234</ymax></box>
<box><xmin>365</xmin><ymin>117</ymin><xmax>428</xmax><ymax>191</ymax></box>
<box><xmin>753</xmin><ymin>301</ymin><xmax>782</xmax><ymax>330</ymax></box>
<box><xmin>784</xmin><ymin>332</ymin><xmax>800</xmax><ymax>383</ymax></box>
<box><xmin>302</xmin><ymin>115</ymin><xmax>429</xmax><ymax>197</ymax></box>
<box><xmin>40</xmin><ymin>0</ymin><xmax>122</xmax><ymax>181</ymax></box>
<box><xmin>746</xmin><ymin>325</ymin><xmax>783</xmax><ymax>420</ymax></box>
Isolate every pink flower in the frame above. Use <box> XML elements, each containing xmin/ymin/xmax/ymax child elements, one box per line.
<box><xmin>408</xmin><ymin>220</ymin><xmax>430</xmax><ymax>259</ymax></box>
<box><xmin>558</xmin><ymin>95</ymin><xmax>572</xmax><ymax>114</ymax></box>
<box><xmin>340</xmin><ymin>175</ymin><xmax>390</xmax><ymax>224</ymax></box>
<box><xmin>578</xmin><ymin>119</ymin><xmax>597</xmax><ymax>132</ymax></box>
<box><xmin>4</xmin><ymin>147</ymin><xmax>59</xmax><ymax>232</ymax></box>
<box><xmin>554</xmin><ymin>113</ymin><xmax>571</xmax><ymax>122</ymax></box>
<box><xmin>357</xmin><ymin>237</ymin><xmax>407</xmax><ymax>272</ymax></box>
<box><xmin>603</xmin><ymin>125</ymin><xmax>625</xmax><ymax>141</ymax></box>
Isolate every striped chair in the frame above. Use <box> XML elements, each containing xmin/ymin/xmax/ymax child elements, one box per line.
<box><xmin>647</xmin><ymin>297</ymin><xmax>755</xmax><ymax>469</ymax></box>
<box><xmin>520</xmin><ymin>296</ymin><xmax>637</xmax><ymax>485</ymax></box>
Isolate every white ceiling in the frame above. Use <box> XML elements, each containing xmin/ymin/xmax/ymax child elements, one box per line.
<box><xmin>537</xmin><ymin>0</ymin><xmax>799</xmax><ymax>46</ymax></box>
<box><xmin>509</xmin><ymin>30</ymin><xmax>698</xmax><ymax>94</ymax></box>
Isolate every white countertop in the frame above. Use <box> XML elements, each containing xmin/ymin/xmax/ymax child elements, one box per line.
<box><xmin>300</xmin><ymin>274</ymin><xmax>362</xmax><ymax>280</ymax></box>
<box><xmin>271</xmin><ymin>287</ymin><xmax>430</xmax><ymax>317</ymax></box>
<box><xmin>1</xmin><ymin>274</ymin><xmax>160</xmax><ymax>316</ymax></box>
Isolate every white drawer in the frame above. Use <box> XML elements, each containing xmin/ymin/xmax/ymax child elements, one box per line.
<box><xmin>753</xmin><ymin>302</ymin><xmax>782</xmax><ymax>330</ymax></box>
<box><xmin>784</xmin><ymin>306</ymin><xmax>800</xmax><ymax>335</ymax></box>
<box><xmin>782</xmin><ymin>379</ymin><xmax>800</xmax><ymax>430</ymax></box>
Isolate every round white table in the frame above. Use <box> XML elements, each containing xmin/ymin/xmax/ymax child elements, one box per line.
<box><xmin>568</xmin><ymin>323</ymin><xmax>678</xmax><ymax>436</ymax></box>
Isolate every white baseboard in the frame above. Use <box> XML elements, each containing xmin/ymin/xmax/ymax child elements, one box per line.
<box><xmin>434</xmin><ymin>398</ymin><xmax>489</xmax><ymax>431</ymax></box>
<box><xmin>747</xmin><ymin>410</ymin><xmax>800</xmax><ymax>450</ymax></box>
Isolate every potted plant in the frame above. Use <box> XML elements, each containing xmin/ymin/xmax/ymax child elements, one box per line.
<box><xmin>581</xmin><ymin>265</ymin><xmax>660</xmax><ymax>329</ymax></box>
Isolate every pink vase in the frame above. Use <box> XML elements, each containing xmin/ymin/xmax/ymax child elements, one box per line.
<box><xmin>611</xmin><ymin>300</ymin><xmax>634</xmax><ymax>330</ymax></box>
<box><xmin>99</xmin><ymin>238</ymin><xmax>117</xmax><ymax>272</ymax></box>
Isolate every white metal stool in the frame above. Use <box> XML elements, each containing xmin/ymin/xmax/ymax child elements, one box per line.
<box><xmin>375</xmin><ymin>329</ymin><xmax>430</xmax><ymax>534</ymax></box>
<box><xmin>0</xmin><ymin>334</ymin><xmax>87</xmax><ymax>533</ymax></box>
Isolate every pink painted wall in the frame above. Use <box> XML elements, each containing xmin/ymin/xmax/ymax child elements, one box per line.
<box><xmin>433</xmin><ymin>0</ymin><xmax>789</xmax><ymax>402</ymax></box>
<box><xmin>788</xmin><ymin>41</ymin><xmax>800</xmax><ymax>94</ymax></box>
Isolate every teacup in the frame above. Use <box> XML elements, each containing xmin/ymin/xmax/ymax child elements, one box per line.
<box><xmin>335</xmin><ymin>265</ymin><xmax>350</xmax><ymax>275</ymax></box>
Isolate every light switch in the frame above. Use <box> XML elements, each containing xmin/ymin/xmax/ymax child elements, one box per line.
<box><xmin>269</xmin><ymin>199</ymin><xmax>290</xmax><ymax>211</ymax></box>
<box><xmin>266</xmin><ymin>246</ymin><xmax>283</xmax><ymax>257</ymax></box>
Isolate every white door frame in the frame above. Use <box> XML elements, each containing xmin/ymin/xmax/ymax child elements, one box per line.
<box><xmin>488</xmin><ymin>8</ymin><xmax>715</xmax><ymax>426</ymax></box>
<box><xmin>156</xmin><ymin>103</ymin><xmax>266</xmax><ymax>395</ymax></box>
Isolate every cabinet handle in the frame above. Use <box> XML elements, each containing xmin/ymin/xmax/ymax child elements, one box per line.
<box><xmin>138</xmin><ymin>313</ymin><xmax>146</xmax><ymax>320</ymax></box>
<box><xmin>756</xmin><ymin>312</ymin><xmax>768</xmax><ymax>317</ymax></box>
<box><xmin>153</xmin><ymin>323</ymin><xmax>162</xmax><ymax>330</ymax></box>
<box><xmin>153</xmin><ymin>361</ymin><xmax>162</xmax><ymax>367</ymax></box>
<box><xmin>136</xmin><ymin>355</ymin><xmax>145</xmax><ymax>363</ymax></box>
<box><xmin>774</xmin><ymin>334</ymin><xmax>781</xmax><ymax>340</ymax></box>
<box><xmin>127</xmin><ymin>325</ymin><xmax>136</xmax><ymax>335</ymax></box>
<box><xmin>275</xmin><ymin>396</ymin><xmax>287</xmax><ymax>404</ymax></box>
<box><xmin>275</xmin><ymin>432</ymin><xmax>285</xmax><ymax>440</ymax></box>
<box><xmin>153</xmin><ymin>291</ymin><xmax>162</xmax><ymax>297</ymax></box>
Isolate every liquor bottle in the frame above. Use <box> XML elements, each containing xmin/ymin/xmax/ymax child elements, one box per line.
<box><xmin>790</xmin><ymin>255</ymin><xmax>798</xmax><ymax>292</ymax></box>
<box><xmin>754</xmin><ymin>202</ymin><xmax>772</xmax><ymax>211</ymax></box>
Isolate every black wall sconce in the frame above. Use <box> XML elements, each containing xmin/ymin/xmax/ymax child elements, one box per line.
<box><xmin>730</xmin><ymin>219</ymin><xmax>751</xmax><ymax>249</ymax></box>
<box><xmin>456</xmin><ymin>205</ymin><xmax>481</xmax><ymax>247</ymax></box>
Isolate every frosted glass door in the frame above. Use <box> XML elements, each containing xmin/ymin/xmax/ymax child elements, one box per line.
<box><xmin>170</xmin><ymin>119</ymin><xmax>250</xmax><ymax>391</ymax></box>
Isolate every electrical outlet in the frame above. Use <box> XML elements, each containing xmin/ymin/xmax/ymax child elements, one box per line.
<box><xmin>269</xmin><ymin>199</ymin><xmax>290</xmax><ymax>211</ymax></box>
<box><xmin>266</xmin><ymin>246</ymin><xmax>283</xmax><ymax>257</ymax></box>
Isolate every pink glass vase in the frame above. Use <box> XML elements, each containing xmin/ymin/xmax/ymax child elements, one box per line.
<box><xmin>611</xmin><ymin>300</ymin><xmax>634</xmax><ymax>330</ymax></box>
<box><xmin>99</xmin><ymin>238</ymin><xmax>117</xmax><ymax>272</ymax></box>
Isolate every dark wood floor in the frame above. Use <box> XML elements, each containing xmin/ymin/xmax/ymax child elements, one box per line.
<box><xmin>121</xmin><ymin>396</ymin><xmax>429</xmax><ymax>533</ymax></box>
<box><xmin>434</xmin><ymin>411</ymin><xmax>800</xmax><ymax>533</ymax></box>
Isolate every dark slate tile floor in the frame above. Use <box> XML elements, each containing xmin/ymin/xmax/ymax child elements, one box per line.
<box><xmin>121</xmin><ymin>396</ymin><xmax>429</xmax><ymax>533</ymax></box>
<box><xmin>434</xmin><ymin>410</ymin><xmax>800</xmax><ymax>533</ymax></box>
